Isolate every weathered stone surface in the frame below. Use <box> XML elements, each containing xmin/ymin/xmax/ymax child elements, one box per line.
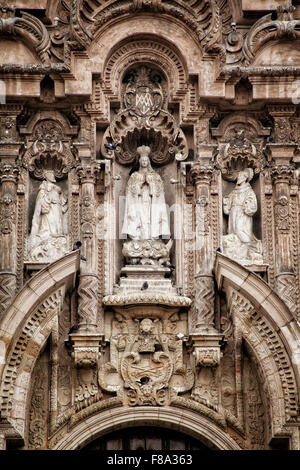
<box><xmin>0</xmin><ymin>0</ymin><xmax>300</xmax><ymax>452</ymax></box>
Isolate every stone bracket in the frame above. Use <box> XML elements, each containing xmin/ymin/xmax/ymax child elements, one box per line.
<box><xmin>69</xmin><ymin>331</ymin><xmax>104</xmax><ymax>368</ymax></box>
<box><xmin>189</xmin><ymin>332</ymin><xmax>224</xmax><ymax>367</ymax></box>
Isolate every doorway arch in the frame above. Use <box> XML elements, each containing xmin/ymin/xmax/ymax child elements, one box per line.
<box><xmin>82</xmin><ymin>426</ymin><xmax>210</xmax><ymax>450</ymax></box>
<box><xmin>53</xmin><ymin>406</ymin><xmax>241</xmax><ymax>450</ymax></box>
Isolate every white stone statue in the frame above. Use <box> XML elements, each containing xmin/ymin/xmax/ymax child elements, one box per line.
<box><xmin>222</xmin><ymin>168</ymin><xmax>263</xmax><ymax>265</ymax></box>
<box><xmin>28</xmin><ymin>170</ymin><xmax>68</xmax><ymax>262</ymax></box>
<box><xmin>121</xmin><ymin>145</ymin><xmax>172</xmax><ymax>265</ymax></box>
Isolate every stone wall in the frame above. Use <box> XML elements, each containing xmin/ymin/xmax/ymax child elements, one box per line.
<box><xmin>0</xmin><ymin>0</ymin><xmax>300</xmax><ymax>451</ymax></box>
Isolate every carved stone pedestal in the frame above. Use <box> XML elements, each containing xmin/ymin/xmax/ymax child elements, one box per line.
<box><xmin>189</xmin><ymin>331</ymin><xmax>223</xmax><ymax>367</ymax></box>
<box><xmin>117</xmin><ymin>265</ymin><xmax>177</xmax><ymax>294</ymax></box>
<box><xmin>104</xmin><ymin>265</ymin><xmax>191</xmax><ymax>307</ymax></box>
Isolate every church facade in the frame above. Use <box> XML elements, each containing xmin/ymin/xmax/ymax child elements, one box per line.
<box><xmin>0</xmin><ymin>0</ymin><xmax>300</xmax><ymax>450</ymax></box>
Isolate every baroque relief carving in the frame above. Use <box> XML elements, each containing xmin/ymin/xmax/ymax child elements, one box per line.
<box><xmin>243</xmin><ymin>6</ymin><xmax>300</xmax><ymax>65</ymax></box>
<box><xmin>70</xmin><ymin>0</ymin><xmax>224</xmax><ymax>58</ymax></box>
<box><xmin>98</xmin><ymin>315</ymin><xmax>193</xmax><ymax>406</ymax></box>
<box><xmin>102</xmin><ymin>65</ymin><xmax>188</xmax><ymax>165</ymax></box>
<box><xmin>28</xmin><ymin>347</ymin><xmax>49</xmax><ymax>449</ymax></box>
<box><xmin>0</xmin><ymin>4</ymin><xmax>51</xmax><ymax>64</ymax></box>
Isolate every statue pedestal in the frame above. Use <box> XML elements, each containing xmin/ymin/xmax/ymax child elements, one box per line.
<box><xmin>103</xmin><ymin>265</ymin><xmax>191</xmax><ymax>308</ymax></box>
<box><xmin>116</xmin><ymin>265</ymin><xmax>177</xmax><ymax>295</ymax></box>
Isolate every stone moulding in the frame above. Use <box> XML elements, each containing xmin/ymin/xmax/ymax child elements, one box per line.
<box><xmin>214</xmin><ymin>252</ymin><xmax>300</xmax><ymax>435</ymax></box>
<box><xmin>0</xmin><ymin>251</ymin><xmax>80</xmax><ymax>440</ymax></box>
<box><xmin>102</xmin><ymin>293</ymin><xmax>192</xmax><ymax>307</ymax></box>
<box><xmin>52</xmin><ymin>405</ymin><xmax>241</xmax><ymax>450</ymax></box>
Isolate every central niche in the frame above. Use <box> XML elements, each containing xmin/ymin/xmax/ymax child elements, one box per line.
<box><xmin>101</xmin><ymin>62</ymin><xmax>188</xmax><ymax>279</ymax></box>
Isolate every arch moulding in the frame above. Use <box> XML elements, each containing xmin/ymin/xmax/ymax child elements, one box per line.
<box><xmin>52</xmin><ymin>405</ymin><xmax>241</xmax><ymax>450</ymax></box>
<box><xmin>0</xmin><ymin>251</ymin><xmax>80</xmax><ymax>441</ymax></box>
<box><xmin>214</xmin><ymin>252</ymin><xmax>300</xmax><ymax>439</ymax></box>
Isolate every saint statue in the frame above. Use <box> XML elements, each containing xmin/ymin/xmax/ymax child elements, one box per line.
<box><xmin>121</xmin><ymin>145</ymin><xmax>172</xmax><ymax>265</ymax></box>
<box><xmin>28</xmin><ymin>170</ymin><xmax>68</xmax><ymax>262</ymax></box>
<box><xmin>222</xmin><ymin>168</ymin><xmax>263</xmax><ymax>264</ymax></box>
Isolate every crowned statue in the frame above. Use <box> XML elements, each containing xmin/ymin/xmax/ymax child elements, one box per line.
<box><xmin>121</xmin><ymin>145</ymin><xmax>172</xmax><ymax>265</ymax></box>
<box><xmin>222</xmin><ymin>168</ymin><xmax>263</xmax><ymax>265</ymax></box>
<box><xmin>27</xmin><ymin>169</ymin><xmax>68</xmax><ymax>262</ymax></box>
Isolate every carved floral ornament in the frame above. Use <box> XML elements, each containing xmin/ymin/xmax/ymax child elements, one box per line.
<box><xmin>101</xmin><ymin>65</ymin><xmax>188</xmax><ymax>165</ymax></box>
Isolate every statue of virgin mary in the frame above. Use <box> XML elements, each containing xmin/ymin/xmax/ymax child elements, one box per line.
<box><xmin>121</xmin><ymin>146</ymin><xmax>170</xmax><ymax>240</ymax></box>
<box><xmin>121</xmin><ymin>146</ymin><xmax>171</xmax><ymax>265</ymax></box>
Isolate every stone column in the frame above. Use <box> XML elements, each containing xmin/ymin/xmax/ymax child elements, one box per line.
<box><xmin>76</xmin><ymin>164</ymin><xmax>100</xmax><ymax>329</ymax></box>
<box><xmin>190</xmin><ymin>161</ymin><xmax>215</xmax><ymax>331</ymax></box>
<box><xmin>270</xmin><ymin>162</ymin><xmax>298</xmax><ymax>314</ymax></box>
<box><xmin>0</xmin><ymin>162</ymin><xmax>19</xmax><ymax>315</ymax></box>
<box><xmin>188</xmin><ymin>156</ymin><xmax>223</xmax><ymax>367</ymax></box>
<box><xmin>267</xmin><ymin>105</ymin><xmax>298</xmax><ymax>315</ymax></box>
<box><xmin>70</xmin><ymin>163</ymin><xmax>103</xmax><ymax>370</ymax></box>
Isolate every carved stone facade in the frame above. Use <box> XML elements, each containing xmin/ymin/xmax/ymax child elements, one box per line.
<box><xmin>0</xmin><ymin>0</ymin><xmax>300</xmax><ymax>452</ymax></box>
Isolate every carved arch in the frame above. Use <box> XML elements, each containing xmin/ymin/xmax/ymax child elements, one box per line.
<box><xmin>0</xmin><ymin>251</ymin><xmax>80</xmax><ymax>440</ymax></box>
<box><xmin>243</xmin><ymin>7</ymin><xmax>300</xmax><ymax>66</ymax></box>
<box><xmin>102</xmin><ymin>35</ymin><xmax>189</xmax><ymax>102</ymax></box>
<box><xmin>70</xmin><ymin>0</ymin><xmax>224</xmax><ymax>58</ymax></box>
<box><xmin>0</xmin><ymin>8</ymin><xmax>51</xmax><ymax>64</ymax></box>
<box><xmin>215</xmin><ymin>253</ymin><xmax>300</xmax><ymax>438</ymax></box>
<box><xmin>52</xmin><ymin>405</ymin><xmax>241</xmax><ymax>450</ymax></box>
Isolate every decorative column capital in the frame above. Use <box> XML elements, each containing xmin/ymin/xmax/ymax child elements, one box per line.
<box><xmin>76</xmin><ymin>163</ymin><xmax>101</xmax><ymax>184</ymax></box>
<box><xmin>270</xmin><ymin>164</ymin><xmax>295</xmax><ymax>184</ymax></box>
<box><xmin>0</xmin><ymin>162</ymin><xmax>19</xmax><ymax>183</ymax></box>
<box><xmin>70</xmin><ymin>332</ymin><xmax>103</xmax><ymax>368</ymax></box>
<box><xmin>189</xmin><ymin>163</ymin><xmax>214</xmax><ymax>185</ymax></box>
<box><xmin>268</xmin><ymin>105</ymin><xmax>296</xmax><ymax>144</ymax></box>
